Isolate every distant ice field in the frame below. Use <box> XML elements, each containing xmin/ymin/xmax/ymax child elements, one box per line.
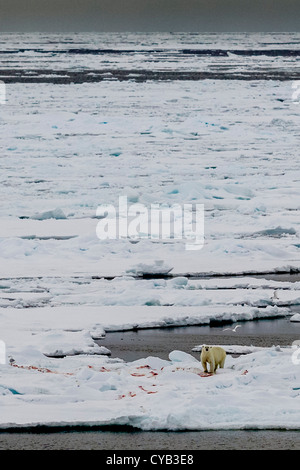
<box><xmin>0</xmin><ymin>32</ymin><xmax>299</xmax><ymax>314</ymax></box>
<box><xmin>1</xmin><ymin>78</ymin><xmax>299</xmax><ymax>277</ymax></box>
<box><xmin>0</xmin><ymin>32</ymin><xmax>300</xmax><ymax>77</ymax></box>
<box><xmin>0</xmin><ymin>33</ymin><xmax>299</xmax><ymax>431</ymax></box>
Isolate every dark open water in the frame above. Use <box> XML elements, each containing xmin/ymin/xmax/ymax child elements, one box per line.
<box><xmin>0</xmin><ymin>429</ymin><xmax>299</xmax><ymax>450</ymax></box>
<box><xmin>99</xmin><ymin>316</ymin><xmax>300</xmax><ymax>362</ymax></box>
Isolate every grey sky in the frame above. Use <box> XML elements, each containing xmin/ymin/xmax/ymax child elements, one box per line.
<box><xmin>0</xmin><ymin>0</ymin><xmax>299</xmax><ymax>32</ymax></box>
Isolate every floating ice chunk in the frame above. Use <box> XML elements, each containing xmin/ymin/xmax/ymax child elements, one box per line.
<box><xmin>290</xmin><ymin>313</ymin><xmax>300</xmax><ymax>322</ymax></box>
<box><xmin>169</xmin><ymin>350</ymin><xmax>199</xmax><ymax>363</ymax></box>
<box><xmin>37</xmin><ymin>330</ymin><xmax>111</xmax><ymax>357</ymax></box>
<box><xmin>126</xmin><ymin>260</ymin><xmax>173</xmax><ymax>276</ymax></box>
<box><xmin>251</xmin><ymin>226</ymin><xmax>297</xmax><ymax>238</ymax></box>
<box><xmin>31</xmin><ymin>208</ymin><xmax>67</xmax><ymax>220</ymax></box>
<box><xmin>168</xmin><ymin>277</ymin><xmax>188</xmax><ymax>288</ymax></box>
<box><xmin>193</xmin><ymin>344</ymin><xmax>272</xmax><ymax>355</ymax></box>
<box><xmin>144</xmin><ymin>298</ymin><xmax>161</xmax><ymax>306</ymax></box>
<box><xmin>90</xmin><ymin>326</ymin><xmax>106</xmax><ymax>339</ymax></box>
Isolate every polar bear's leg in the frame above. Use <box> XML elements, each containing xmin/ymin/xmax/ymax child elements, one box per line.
<box><xmin>220</xmin><ymin>356</ymin><xmax>226</xmax><ymax>369</ymax></box>
<box><xmin>209</xmin><ymin>359</ymin><xmax>215</xmax><ymax>374</ymax></box>
<box><xmin>201</xmin><ymin>359</ymin><xmax>208</xmax><ymax>373</ymax></box>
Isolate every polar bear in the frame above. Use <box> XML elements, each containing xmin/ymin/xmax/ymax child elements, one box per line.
<box><xmin>200</xmin><ymin>345</ymin><xmax>226</xmax><ymax>374</ymax></box>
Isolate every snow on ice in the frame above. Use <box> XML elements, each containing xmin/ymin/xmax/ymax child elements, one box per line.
<box><xmin>0</xmin><ymin>33</ymin><xmax>299</xmax><ymax>430</ymax></box>
<box><xmin>0</xmin><ymin>346</ymin><xmax>299</xmax><ymax>431</ymax></box>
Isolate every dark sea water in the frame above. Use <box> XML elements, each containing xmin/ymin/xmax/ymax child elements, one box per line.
<box><xmin>0</xmin><ymin>429</ymin><xmax>299</xmax><ymax>450</ymax></box>
<box><xmin>99</xmin><ymin>316</ymin><xmax>300</xmax><ymax>362</ymax></box>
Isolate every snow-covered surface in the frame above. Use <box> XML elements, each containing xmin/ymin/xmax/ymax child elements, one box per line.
<box><xmin>0</xmin><ymin>33</ymin><xmax>299</xmax><ymax>430</ymax></box>
<box><xmin>1</xmin><ymin>77</ymin><xmax>300</xmax><ymax>278</ymax></box>
<box><xmin>0</xmin><ymin>299</ymin><xmax>299</xmax><ymax>430</ymax></box>
<box><xmin>1</xmin><ymin>347</ymin><xmax>300</xmax><ymax>431</ymax></box>
<box><xmin>0</xmin><ymin>304</ymin><xmax>291</xmax><ymax>352</ymax></box>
